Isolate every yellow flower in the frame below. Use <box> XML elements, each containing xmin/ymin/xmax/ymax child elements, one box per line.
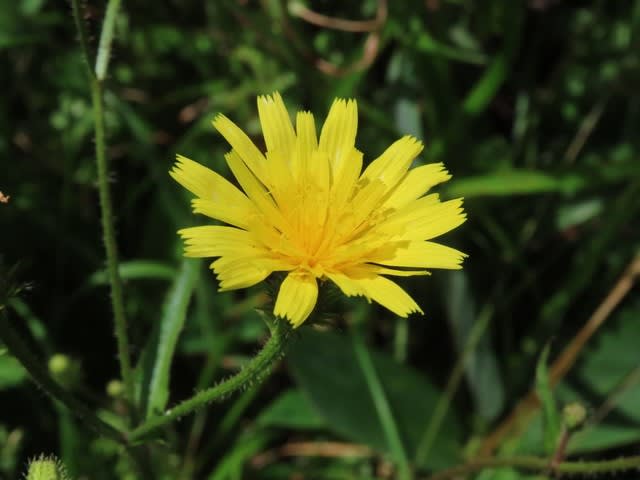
<box><xmin>171</xmin><ymin>93</ymin><xmax>466</xmax><ymax>327</ymax></box>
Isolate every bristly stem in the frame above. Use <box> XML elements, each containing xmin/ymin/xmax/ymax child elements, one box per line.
<box><xmin>129</xmin><ymin>318</ymin><xmax>293</xmax><ymax>443</ymax></box>
<box><xmin>0</xmin><ymin>308</ymin><xmax>126</xmax><ymax>444</ymax></box>
<box><xmin>71</xmin><ymin>0</ymin><xmax>134</xmax><ymax>415</ymax></box>
<box><xmin>426</xmin><ymin>454</ymin><xmax>640</xmax><ymax>480</ymax></box>
<box><xmin>90</xmin><ymin>74</ymin><xmax>135</xmax><ymax>418</ymax></box>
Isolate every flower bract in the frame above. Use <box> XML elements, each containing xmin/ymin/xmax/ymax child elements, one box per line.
<box><xmin>171</xmin><ymin>93</ymin><xmax>466</xmax><ymax>327</ymax></box>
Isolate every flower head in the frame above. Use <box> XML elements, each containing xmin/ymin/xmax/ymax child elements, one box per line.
<box><xmin>171</xmin><ymin>93</ymin><xmax>466</xmax><ymax>327</ymax></box>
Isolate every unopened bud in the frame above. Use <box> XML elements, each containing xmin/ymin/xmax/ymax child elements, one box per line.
<box><xmin>48</xmin><ymin>354</ymin><xmax>82</xmax><ymax>390</ymax></box>
<box><xmin>563</xmin><ymin>402</ymin><xmax>587</xmax><ymax>431</ymax></box>
<box><xmin>26</xmin><ymin>454</ymin><xmax>71</xmax><ymax>480</ymax></box>
<box><xmin>106</xmin><ymin>379</ymin><xmax>124</xmax><ymax>398</ymax></box>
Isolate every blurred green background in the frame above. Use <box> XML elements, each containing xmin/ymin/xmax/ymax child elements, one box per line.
<box><xmin>2</xmin><ymin>0</ymin><xmax>640</xmax><ymax>478</ymax></box>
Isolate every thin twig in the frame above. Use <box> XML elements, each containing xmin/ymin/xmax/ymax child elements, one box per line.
<box><xmin>563</xmin><ymin>96</ymin><xmax>608</xmax><ymax>164</ymax></box>
<box><xmin>251</xmin><ymin>441</ymin><xmax>373</xmax><ymax>469</ymax></box>
<box><xmin>289</xmin><ymin>2</ymin><xmax>384</xmax><ymax>32</ymax></box>
<box><xmin>282</xmin><ymin>0</ymin><xmax>388</xmax><ymax>77</ymax></box>
<box><xmin>590</xmin><ymin>361</ymin><xmax>640</xmax><ymax>425</ymax></box>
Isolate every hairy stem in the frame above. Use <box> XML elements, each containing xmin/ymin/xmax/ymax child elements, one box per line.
<box><xmin>129</xmin><ymin>319</ymin><xmax>293</xmax><ymax>442</ymax></box>
<box><xmin>89</xmin><ymin>71</ymin><xmax>135</xmax><ymax>415</ymax></box>
<box><xmin>426</xmin><ymin>454</ymin><xmax>640</xmax><ymax>480</ymax></box>
<box><xmin>71</xmin><ymin>0</ymin><xmax>135</xmax><ymax>414</ymax></box>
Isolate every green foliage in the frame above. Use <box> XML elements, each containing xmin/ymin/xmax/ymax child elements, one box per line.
<box><xmin>535</xmin><ymin>343</ymin><xmax>561</xmax><ymax>454</ymax></box>
<box><xmin>2</xmin><ymin>0</ymin><xmax>640</xmax><ymax>478</ymax></box>
<box><xmin>290</xmin><ymin>328</ymin><xmax>461</xmax><ymax>469</ymax></box>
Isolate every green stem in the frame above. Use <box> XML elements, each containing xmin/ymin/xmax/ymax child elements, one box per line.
<box><xmin>71</xmin><ymin>0</ymin><xmax>133</xmax><ymax>416</ymax></box>
<box><xmin>426</xmin><ymin>454</ymin><xmax>640</xmax><ymax>480</ymax></box>
<box><xmin>415</xmin><ymin>305</ymin><xmax>492</xmax><ymax>465</ymax></box>
<box><xmin>0</xmin><ymin>309</ymin><xmax>126</xmax><ymax>444</ymax></box>
<box><xmin>90</xmin><ymin>75</ymin><xmax>135</xmax><ymax>415</ymax></box>
<box><xmin>129</xmin><ymin>319</ymin><xmax>293</xmax><ymax>442</ymax></box>
<box><xmin>352</xmin><ymin>331</ymin><xmax>412</xmax><ymax>480</ymax></box>
<box><xmin>95</xmin><ymin>0</ymin><xmax>122</xmax><ymax>80</ymax></box>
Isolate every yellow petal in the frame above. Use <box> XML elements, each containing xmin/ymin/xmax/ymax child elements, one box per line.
<box><xmin>326</xmin><ymin>271</ymin><xmax>368</xmax><ymax>297</ymax></box>
<box><xmin>257</xmin><ymin>92</ymin><xmax>295</xmax><ymax>155</ymax></box>
<box><xmin>213</xmin><ymin>114</ymin><xmax>269</xmax><ymax>186</ymax></box>
<box><xmin>374</xmin><ymin>241</ymin><xmax>467</xmax><ymax>270</ymax></box>
<box><xmin>212</xmin><ymin>255</ymin><xmax>294</xmax><ymax>291</ymax></box>
<box><xmin>274</xmin><ymin>272</ymin><xmax>318</xmax><ymax>327</ymax></box>
<box><xmin>327</xmin><ymin>271</ymin><xmax>422</xmax><ymax>317</ymax></box>
<box><xmin>296</xmin><ymin>112</ymin><xmax>318</xmax><ymax>157</ymax></box>
<box><xmin>383</xmin><ymin>163</ymin><xmax>452</xmax><ymax>210</ymax></box>
<box><xmin>170</xmin><ymin>155</ymin><xmax>250</xmax><ymax>204</ymax></box>
<box><xmin>360</xmin><ymin>136</ymin><xmax>423</xmax><ymax>191</ymax></box>
<box><xmin>292</xmin><ymin>111</ymin><xmax>317</xmax><ymax>183</ymax></box>
<box><xmin>368</xmin><ymin>266</ymin><xmax>430</xmax><ymax>277</ymax></box>
<box><xmin>378</xmin><ymin>197</ymin><xmax>466</xmax><ymax>241</ymax></box>
<box><xmin>191</xmin><ymin>198</ymin><xmax>255</xmax><ymax>230</ymax></box>
<box><xmin>318</xmin><ymin>98</ymin><xmax>358</xmax><ymax>170</ymax></box>
<box><xmin>216</xmin><ymin>263</ymin><xmax>271</xmax><ymax>291</ymax></box>
<box><xmin>225</xmin><ymin>150</ymin><xmax>289</xmax><ymax>234</ymax></box>
<box><xmin>331</xmin><ymin>149</ymin><xmax>363</xmax><ymax>208</ymax></box>
<box><xmin>356</xmin><ymin>275</ymin><xmax>423</xmax><ymax>317</ymax></box>
<box><xmin>345</xmin><ymin>178</ymin><xmax>388</xmax><ymax>230</ymax></box>
<box><xmin>178</xmin><ymin>226</ymin><xmax>263</xmax><ymax>258</ymax></box>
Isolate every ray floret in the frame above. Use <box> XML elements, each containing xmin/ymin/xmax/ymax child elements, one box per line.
<box><xmin>172</xmin><ymin>93</ymin><xmax>467</xmax><ymax>326</ymax></box>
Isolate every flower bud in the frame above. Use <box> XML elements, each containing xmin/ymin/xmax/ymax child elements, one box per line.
<box><xmin>48</xmin><ymin>354</ymin><xmax>82</xmax><ymax>390</ymax></box>
<box><xmin>26</xmin><ymin>454</ymin><xmax>71</xmax><ymax>480</ymax></box>
<box><xmin>106</xmin><ymin>379</ymin><xmax>124</xmax><ymax>398</ymax></box>
<box><xmin>563</xmin><ymin>402</ymin><xmax>587</xmax><ymax>431</ymax></box>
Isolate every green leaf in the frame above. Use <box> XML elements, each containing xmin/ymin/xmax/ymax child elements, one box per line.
<box><xmin>463</xmin><ymin>53</ymin><xmax>508</xmax><ymax>115</ymax></box>
<box><xmin>444</xmin><ymin>271</ymin><xmax>504</xmax><ymax>422</ymax></box>
<box><xmin>446</xmin><ymin>171</ymin><xmax>585</xmax><ymax>198</ymax></box>
<box><xmin>569</xmin><ymin>423</ymin><xmax>640</xmax><ymax>453</ymax></box>
<box><xmin>555</xmin><ymin>198</ymin><xmax>604</xmax><ymax>230</ymax></box>
<box><xmin>0</xmin><ymin>354</ymin><xmax>26</xmax><ymax>389</ymax></box>
<box><xmin>144</xmin><ymin>259</ymin><xmax>199</xmax><ymax>418</ymax></box>
<box><xmin>257</xmin><ymin>388</ymin><xmax>326</xmax><ymax>430</ymax></box>
<box><xmin>535</xmin><ymin>343</ymin><xmax>561</xmax><ymax>453</ymax></box>
<box><xmin>566</xmin><ymin>304</ymin><xmax>640</xmax><ymax>453</ymax></box>
<box><xmin>206</xmin><ymin>431</ymin><xmax>273</xmax><ymax>480</ymax></box>
<box><xmin>289</xmin><ymin>330</ymin><xmax>461</xmax><ymax>469</ymax></box>
<box><xmin>518</xmin><ymin>304</ymin><xmax>640</xmax><ymax>455</ymax></box>
<box><xmin>88</xmin><ymin>260</ymin><xmax>176</xmax><ymax>286</ymax></box>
